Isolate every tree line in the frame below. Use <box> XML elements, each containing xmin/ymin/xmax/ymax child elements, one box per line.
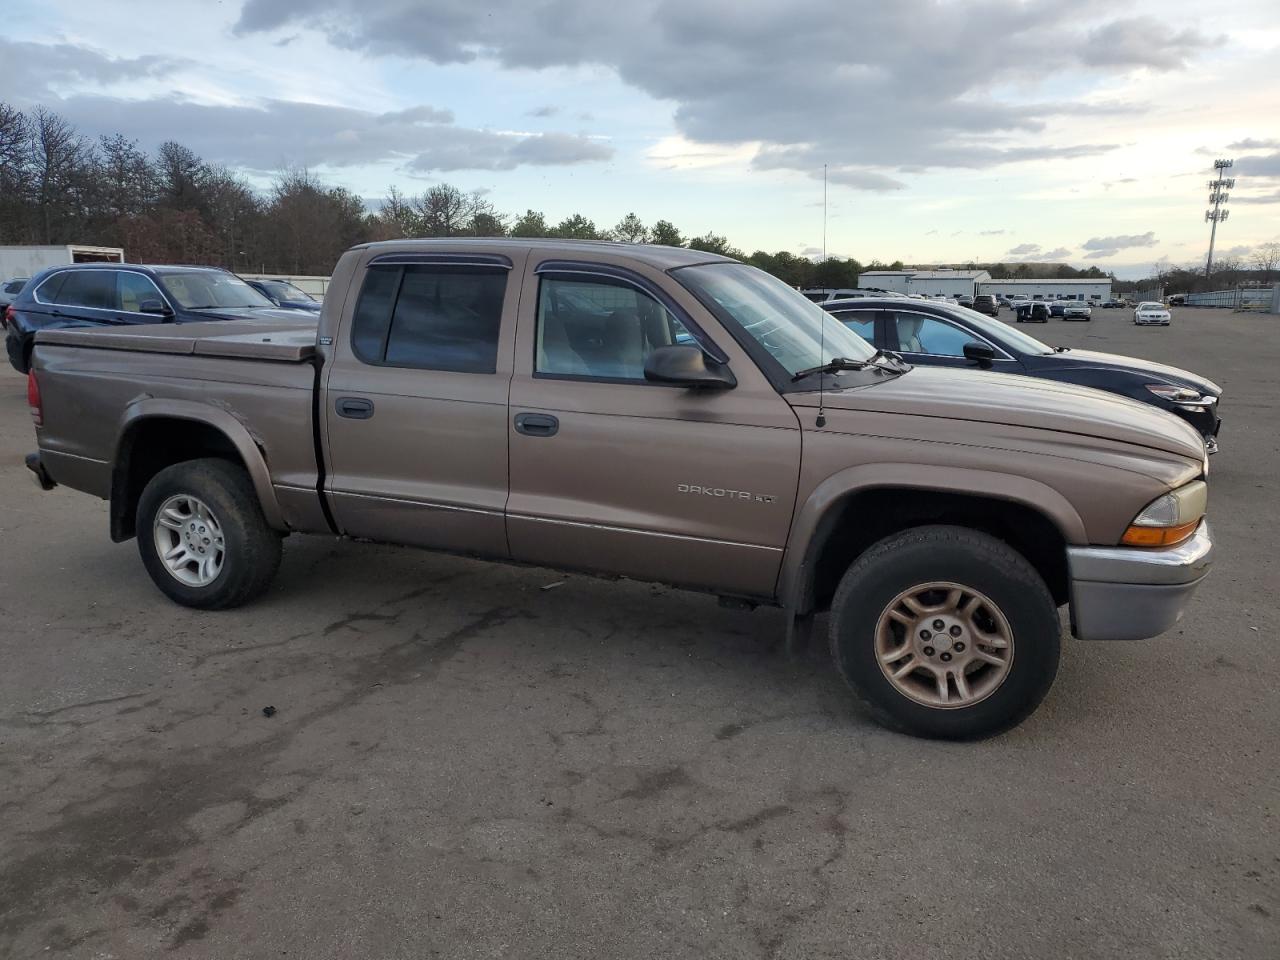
<box><xmin>7</xmin><ymin>102</ymin><xmax>1272</xmax><ymax>291</ymax></box>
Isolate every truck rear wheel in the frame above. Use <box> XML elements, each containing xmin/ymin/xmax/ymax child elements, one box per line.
<box><xmin>136</xmin><ymin>458</ymin><xmax>282</xmax><ymax>609</ymax></box>
<box><xmin>829</xmin><ymin>525</ymin><xmax>1060</xmax><ymax>740</ymax></box>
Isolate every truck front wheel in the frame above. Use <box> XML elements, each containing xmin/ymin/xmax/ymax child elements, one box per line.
<box><xmin>136</xmin><ymin>458</ymin><xmax>282</xmax><ymax>609</ymax></box>
<box><xmin>829</xmin><ymin>525</ymin><xmax>1060</xmax><ymax>739</ymax></box>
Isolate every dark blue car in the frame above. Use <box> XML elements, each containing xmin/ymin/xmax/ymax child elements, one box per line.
<box><xmin>5</xmin><ymin>263</ymin><xmax>313</xmax><ymax>373</ymax></box>
<box><xmin>823</xmin><ymin>297</ymin><xmax>1223</xmax><ymax>451</ymax></box>
<box><xmin>245</xmin><ymin>278</ymin><xmax>323</xmax><ymax>314</ymax></box>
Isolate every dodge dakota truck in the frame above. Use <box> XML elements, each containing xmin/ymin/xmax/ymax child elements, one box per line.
<box><xmin>24</xmin><ymin>239</ymin><xmax>1214</xmax><ymax>739</ymax></box>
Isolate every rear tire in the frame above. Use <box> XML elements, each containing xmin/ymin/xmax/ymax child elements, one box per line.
<box><xmin>136</xmin><ymin>458</ymin><xmax>282</xmax><ymax>609</ymax></box>
<box><xmin>829</xmin><ymin>525</ymin><xmax>1060</xmax><ymax>740</ymax></box>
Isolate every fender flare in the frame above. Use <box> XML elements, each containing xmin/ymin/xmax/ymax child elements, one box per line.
<box><xmin>112</xmin><ymin>398</ymin><xmax>286</xmax><ymax>537</ymax></box>
<box><xmin>777</xmin><ymin>463</ymin><xmax>1086</xmax><ymax>615</ymax></box>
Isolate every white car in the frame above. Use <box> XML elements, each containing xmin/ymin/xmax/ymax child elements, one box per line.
<box><xmin>1062</xmin><ymin>302</ymin><xmax>1092</xmax><ymax>321</ymax></box>
<box><xmin>1134</xmin><ymin>302</ymin><xmax>1171</xmax><ymax>326</ymax></box>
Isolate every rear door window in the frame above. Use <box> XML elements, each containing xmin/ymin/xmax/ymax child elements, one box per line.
<box><xmin>350</xmin><ymin>263</ymin><xmax>507</xmax><ymax>374</ymax></box>
<box><xmin>54</xmin><ymin>270</ymin><xmax>117</xmax><ymax>310</ymax></box>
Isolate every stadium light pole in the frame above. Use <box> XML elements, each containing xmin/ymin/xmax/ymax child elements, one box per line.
<box><xmin>1205</xmin><ymin>158</ymin><xmax>1234</xmax><ymax>279</ymax></box>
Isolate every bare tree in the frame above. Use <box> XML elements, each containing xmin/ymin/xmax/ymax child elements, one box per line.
<box><xmin>1252</xmin><ymin>242</ymin><xmax>1280</xmax><ymax>283</ymax></box>
<box><xmin>377</xmin><ymin>185</ymin><xmax>421</xmax><ymax>238</ymax></box>
<box><xmin>0</xmin><ymin>103</ymin><xmax>31</xmax><ymax>241</ymax></box>
<box><xmin>415</xmin><ymin>184</ymin><xmax>471</xmax><ymax>237</ymax></box>
<box><xmin>29</xmin><ymin>107</ymin><xmax>90</xmax><ymax>243</ymax></box>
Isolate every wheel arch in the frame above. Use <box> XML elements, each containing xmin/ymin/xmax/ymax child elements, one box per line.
<box><xmin>779</xmin><ymin>465</ymin><xmax>1085</xmax><ymax>617</ymax></box>
<box><xmin>111</xmin><ymin>400</ymin><xmax>285</xmax><ymax>542</ymax></box>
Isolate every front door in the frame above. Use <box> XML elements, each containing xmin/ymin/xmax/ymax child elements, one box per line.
<box><xmin>322</xmin><ymin>251</ymin><xmax>525</xmax><ymax>558</ymax></box>
<box><xmin>885</xmin><ymin>309</ymin><xmax>1016</xmax><ymax>371</ymax></box>
<box><xmin>505</xmin><ymin>258</ymin><xmax>801</xmax><ymax>599</ymax></box>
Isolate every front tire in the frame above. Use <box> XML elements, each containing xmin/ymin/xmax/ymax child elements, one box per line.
<box><xmin>136</xmin><ymin>458</ymin><xmax>282</xmax><ymax>609</ymax></box>
<box><xmin>829</xmin><ymin>525</ymin><xmax>1060</xmax><ymax>740</ymax></box>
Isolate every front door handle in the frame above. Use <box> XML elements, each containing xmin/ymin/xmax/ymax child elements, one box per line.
<box><xmin>336</xmin><ymin>397</ymin><xmax>375</xmax><ymax>419</ymax></box>
<box><xmin>514</xmin><ymin>412</ymin><xmax>559</xmax><ymax>437</ymax></box>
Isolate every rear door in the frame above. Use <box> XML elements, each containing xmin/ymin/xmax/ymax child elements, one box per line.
<box><xmin>505</xmin><ymin>257</ymin><xmax>801</xmax><ymax>599</ymax></box>
<box><xmin>40</xmin><ymin>269</ymin><xmax>118</xmax><ymax>327</ymax></box>
<box><xmin>321</xmin><ymin>250</ymin><xmax>525</xmax><ymax>558</ymax></box>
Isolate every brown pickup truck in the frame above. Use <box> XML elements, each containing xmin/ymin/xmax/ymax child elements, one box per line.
<box><xmin>24</xmin><ymin>240</ymin><xmax>1214</xmax><ymax>739</ymax></box>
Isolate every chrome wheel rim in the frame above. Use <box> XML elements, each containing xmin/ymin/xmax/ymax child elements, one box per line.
<box><xmin>152</xmin><ymin>495</ymin><xmax>225</xmax><ymax>587</ymax></box>
<box><xmin>875</xmin><ymin>581</ymin><xmax>1014</xmax><ymax>709</ymax></box>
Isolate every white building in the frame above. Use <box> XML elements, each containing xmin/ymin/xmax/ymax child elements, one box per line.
<box><xmin>858</xmin><ymin>268</ymin><xmax>992</xmax><ymax>299</ymax></box>
<box><xmin>978</xmin><ymin>278</ymin><xmax>1112</xmax><ymax>301</ymax></box>
<box><xmin>904</xmin><ymin>270</ymin><xmax>991</xmax><ymax>299</ymax></box>
<box><xmin>0</xmin><ymin>245</ymin><xmax>124</xmax><ymax>280</ymax></box>
<box><xmin>855</xmin><ymin>270</ymin><xmax>916</xmax><ymax>294</ymax></box>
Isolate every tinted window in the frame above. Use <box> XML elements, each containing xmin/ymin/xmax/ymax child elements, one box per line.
<box><xmin>351</xmin><ymin>264</ymin><xmax>506</xmax><ymax>373</ymax></box>
<box><xmin>536</xmin><ymin>276</ymin><xmax>693</xmax><ymax>380</ymax></box>
<box><xmin>832</xmin><ymin>310</ymin><xmax>876</xmax><ymax>342</ymax></box>
<box><xmin>892</xmin><ymin>313</ymin><xmax>980</xmax><ymax>357</ymax></box>
<box><xmin>36</xmin><ymin>273</ymin><xmax>67</xmax><ymax>303</ymax></box>
<box><xmin>117</xmin><ymin>272</ymin><xmax>165</xmax><ymax>313</ymax></box>
<box><xmin>56</xmin><ymin>270</ymin><xmax>117</xmax><ymax>310</ymax></box>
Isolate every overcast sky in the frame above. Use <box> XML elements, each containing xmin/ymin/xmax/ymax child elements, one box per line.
<box><xmin>4</xmin><ymin>0</ymin><xmax>1278</xmax><ymax>278</ymax></box>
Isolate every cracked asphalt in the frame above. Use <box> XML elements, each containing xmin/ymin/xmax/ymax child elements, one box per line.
<box><xmin>1</xmin><ymin>307</ymin><xmax>1277</xmax><ymax>959</ymax></box>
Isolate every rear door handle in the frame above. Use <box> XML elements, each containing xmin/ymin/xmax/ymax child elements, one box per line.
<box><xmin>514</xmin><ymin>412</ymin><xmax>559</xmax><ymax>437</ymax></box>
<box><xmin>335</xmin><ymin>397</ymin><xmax>375</xmax><ymax>419</ymax></box>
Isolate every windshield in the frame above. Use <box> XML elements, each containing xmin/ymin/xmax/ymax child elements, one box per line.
<box><xmin>160</xmin><ymin>271</ymin><xmax>276</xmax><ymax>309</ymax></box>
<box><xmin>925</xmin><ymin>301</ymin><xmax>1054</xmax><ymax>354</ymax></box>
<box><xmin>673</xmin><ymin>262</ymin><xmax>875</xmax><ymax>375</ymax></box>
<box><xmin>1139</xmin><ymin>302</ymin><xmax>1164</xmax><ymax>310</ymax></box>
<box><xmin>260</xmin><ymin>280</ymin><xmax>315</xmax><ymax>301</ymax></box>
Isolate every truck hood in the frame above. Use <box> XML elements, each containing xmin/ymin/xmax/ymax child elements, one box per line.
<box><xmin>788</xmin><ymin>366</ymin><xmax>1207</xmax><ymax>460</ymax></box>
<box><xmin>1045</xmin><ymin>349</ymin><xmax>1221</xmax><ymax>396</ymax></box>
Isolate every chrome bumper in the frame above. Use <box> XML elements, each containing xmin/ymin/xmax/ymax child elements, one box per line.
<box><xmin>1067</xmin><ymin>521</ymin><xmax>1213</xmax><ymax>641</ymax></box>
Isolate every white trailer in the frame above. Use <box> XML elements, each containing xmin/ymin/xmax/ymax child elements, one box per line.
<box><xmin>0</xmin><ymin>245</ymin><xmax>125</xmax><ymax>282</ymax></box>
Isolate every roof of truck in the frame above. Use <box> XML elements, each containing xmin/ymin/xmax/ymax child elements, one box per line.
<box><xmin>354</xmin><ymin>237</ymin><xmax>736</xmax><ymax>269</ymax></box>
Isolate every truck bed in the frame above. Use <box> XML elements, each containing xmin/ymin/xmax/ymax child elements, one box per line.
<box><xmin>36</xmin><ymin>319</ymin><xmax>318</xmax><ymax>363</ymax></box>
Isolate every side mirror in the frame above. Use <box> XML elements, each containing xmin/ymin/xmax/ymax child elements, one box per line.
<box><xmin>139</xmin><ymin>299</ymin><xmax>173</xmax><ymax>318</ymax></box>
<box><xmin>963</xmin><ymin>341</ymin><xmax>996</xmax><ymax>368</ymax></box>
<box><xmin>643</xmin><ymin>344</ymin><xmax>736</xmax><ymax>390</ymax></box>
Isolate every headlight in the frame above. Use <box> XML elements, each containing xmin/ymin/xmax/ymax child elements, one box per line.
<box><xmin>1146</xmin><ymin>384</ymin><xmax>1215</xmax><ymax>407</ymax></box>
<box><xmin>1121</xmin><ymin>480</ymin><xmax>1207</xmax><ymax>547</ymax></box>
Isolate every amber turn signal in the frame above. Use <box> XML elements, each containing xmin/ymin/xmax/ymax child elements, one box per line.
<box><xmin>1121</xmin><ymin>519</ymin><xmax>1199</xmax><ymax>547</ymax></box>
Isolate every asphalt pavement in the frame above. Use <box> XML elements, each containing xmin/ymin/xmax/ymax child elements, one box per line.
<box><xmin>1</xmin><ymin>306</ymin><xmax>1277</xmax><ymax>958</ymax></box>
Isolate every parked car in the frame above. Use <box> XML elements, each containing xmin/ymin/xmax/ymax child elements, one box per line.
<box><xmin>1062</xmin><ymin>302</ymin><xmax>1092</xmax><ymax>321</ymax></box>
<box><xmin>956</xmin><ymin>295</ymin><xmax>974</xmax><ymax>308</ymax></box>
<box><xmin>822</xmin><ymin>296</ymin><xmax>1222</xmax><ymax>450</ymax></box>
<box><xmin>1101</xmin><ymin>299</ymin><xmax>1124</xmax><ymax>309</ymax></box>
<box><xmin>1048</xmin><ymin>300</ymin><xmax>1068</xmax><ymax>318</ymax></box>
<box><xmin>1014</xmin><ymin>301</ymin><xmax>1050</xmax><ymax>323</ymax></box>
<box><xmin>1134</xmin><ymin>301</ymin><xmax>1172</xmax><ymax>326</ymax></box>
<box><xmin>1</xmin><ymin>277</ymin><xmax>29</xmax><ymax>324</ymax></box>
<box><xmin>25</xmin><ymin>240</ymin><xmax>1215</xmax><ymax>740</ymax></box>
<box><xmin>245</xmin><ymin>278</ymin><xmax>323</xmax><ymax>314</ymax></box>
<box><xmin>971</xmin><ymin>294</ymin><xmax>999</xmax><ymax>317</ymax></box>
<box><xmin>6</xmin><ymin>264</ymin><xmax>312</xmax><ymax>373</ymax></box>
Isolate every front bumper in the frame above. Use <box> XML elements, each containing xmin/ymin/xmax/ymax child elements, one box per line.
<box><xmin>1067</xmin><ymin>520</ymin><xmax>1213</xmax><ymax>641</ymax></box>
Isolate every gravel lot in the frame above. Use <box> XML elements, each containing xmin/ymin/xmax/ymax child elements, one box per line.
<box><xmin>1</xmin><ymin>306</ymin><xmax>1277</xmax><ymax>959</ymax></box>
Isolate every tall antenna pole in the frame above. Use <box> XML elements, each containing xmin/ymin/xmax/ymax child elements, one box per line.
<box><xmin>1205</xmin><ymin>158</ymin><xmax>1233</xmax><ymax>278</ymax></box>
<box><xmin>816</xmin><ymin>164</ymin><xmax>827</xmax><ymax>428</ymax></box>
<box><xmin>822</xmin><ymin>164</ymin><xmax>828</xmax><ymax>263</ymax></box>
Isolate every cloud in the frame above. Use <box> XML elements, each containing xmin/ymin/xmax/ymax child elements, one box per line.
<box><xmin>8</xmin><ymin>89</ymin><xmax>610</xmax><ymax>174</ymax></box>
<box><xmin>1082</xmin><ymin>232</ymin><xmax>1157</xmax><ymax>252</ymax></box>
<box><xmin>1235</xmin><ymin>152</ymin><xmax>1280</xmax><ymax>180</ymax></box>
<box><xmin>0</xmin><ymin>37</ymin><xmax>185</xmax><ymax>97</ymax></box>
<box><xmin>527</xmin><ymin>105</ymin><xmax>559</xmax><ymax>118</ymax></box>
<box><xmin>1008</xmin><ymin>242</ymin><xmax>1041</xmax><ymax>255</ymax></box>
<box><xmin>1227</xmin><ymin>138</ymin><xmax>1280</xmax><ymax>151</ymax></box>
<box><xmin>1232</xmin><ymin>190</ymin><xmax>1280</xmax><ymax>205</ymax></box>
<box><xmin>1081</xmin><ymin>17</ymin><xmax>1224</xmax><ymax>71</ymax></box>
<box><xmin>229</xmin><ymin>0</ymin><xmax>1217</xmax><ymax>186</ymax></box>
<box><xmin>1039</xmin><ymin>247</ymin><xmax>1073</xmax><ymax>260</ymax></box>
<box><xmin>979</xmin><ymin>229</ymin><xmax>1006</xmax><ymax>235</ymax></box>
